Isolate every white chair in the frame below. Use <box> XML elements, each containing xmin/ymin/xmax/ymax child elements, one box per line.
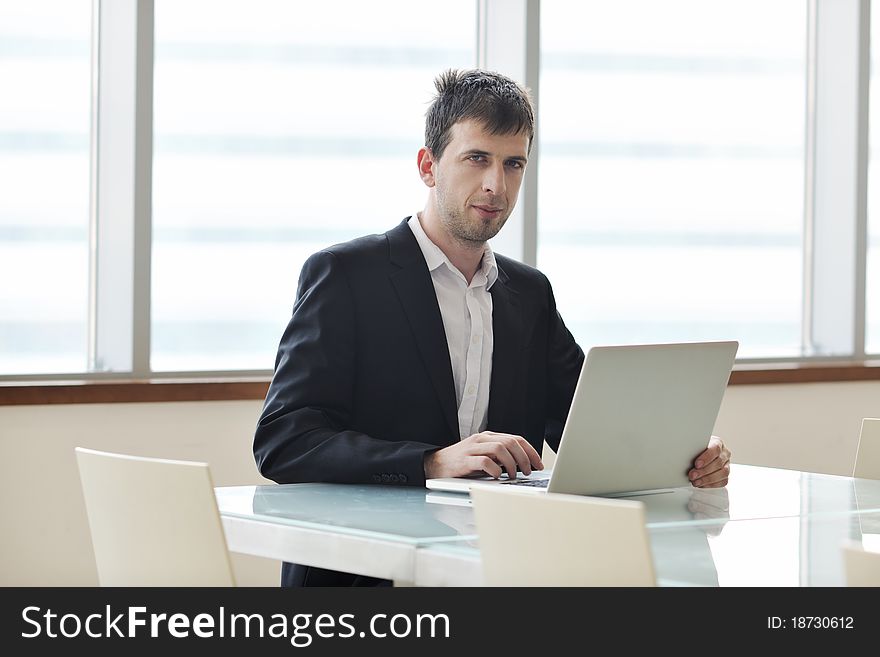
<box><xmin>470</xmin><ymin>487</ymin><xmax>655</xmax><ymax>586</ymax></box>
<box><xmin>853</xmin><ymin>418</ymin><xmax>880</xmax><ymax>480</ymax></box>
<box><xmin>75</xmin><ymin>447</ymin><xmax>235</xmax><ymax>586</ymax></box>
<box><xmin>842</xmin><ymin>540</ymin><xmax>880</xmax><ymax>586</ymax></box>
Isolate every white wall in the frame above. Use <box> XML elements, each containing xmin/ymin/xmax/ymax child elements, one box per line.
<box><xmin>0</xmin><ymin>399</ymin><xmax>277</xmax><ymax>586</ymax></box>
<box><xmin>714</xmin><ymin>381</ymin><xmax>880</xmax><ymax>476</ymax></box>
<box><xmin>2</xmin><ymin>380</ymin><xmax>879</xmax><ymax>585</ymax></box>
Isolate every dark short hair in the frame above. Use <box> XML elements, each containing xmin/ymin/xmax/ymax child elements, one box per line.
<box><xmin>425</xmin><ymin>69</ymin><xmax>535</xmax><ymax>160</ymax></box>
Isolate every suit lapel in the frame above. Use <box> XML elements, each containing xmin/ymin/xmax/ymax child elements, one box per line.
<box><xmin>387</xmin><ymin>221</ymin><xmax>459</xmax><ymax>440</ymax></box>
<box><xmin>487</xmin><ymin>266</ymin><xmax>523</xmax><ymax>430</ymax></box>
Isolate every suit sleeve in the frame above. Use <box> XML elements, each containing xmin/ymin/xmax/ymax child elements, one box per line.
<box><xmin>542</xmin><ymin>277</ymin><xmax>585</xmax><ymax>451</ymax></box>
<box><xmin>253</xmin><ymin>250</ymin><xmax>439</xmax><ymax>485</ymax></box>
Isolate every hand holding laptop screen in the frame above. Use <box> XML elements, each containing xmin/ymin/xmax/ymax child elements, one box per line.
<box><xmin>688</xmin><ymin>436</ymin><xmax>731</xmax><ymax>488</ymax></box>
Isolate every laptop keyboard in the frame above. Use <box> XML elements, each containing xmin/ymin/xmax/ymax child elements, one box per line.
<box><xmin>500</xmin><ymin>478</ymin><xmax>549</xmax><ymax>488</ymax></box>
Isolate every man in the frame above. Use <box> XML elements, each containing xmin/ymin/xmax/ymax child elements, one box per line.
<box><xmin>254</xmin><ymin>69</ymin><xmax>731</xmax><ymax>587</ymax></box>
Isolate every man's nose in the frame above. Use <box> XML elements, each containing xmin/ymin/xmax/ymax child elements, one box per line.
<box><xmin>482</xmin><ymin>163</ymin><xmax>506</xmax><ymax>195</ymax></box>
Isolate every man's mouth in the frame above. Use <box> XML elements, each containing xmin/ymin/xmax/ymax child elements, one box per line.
<box><xmin>472</xmin><ymin>204</ymin><xmax>504</xmax><ymax>219</ymax></box>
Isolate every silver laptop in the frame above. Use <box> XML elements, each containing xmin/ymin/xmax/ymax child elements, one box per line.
<box><xmin>426</xmin><ymin>340</ymin><xmax>738</xmax><ymax>498</ymax></box>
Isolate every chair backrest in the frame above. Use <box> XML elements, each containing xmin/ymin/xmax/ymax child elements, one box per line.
<box><xmin>75</xmin><ymin>447</ymin><xmax>235</xmax><ymax>586</ymax></box>
<box><xmin>470</xmin><ymin>487</ymin><xmax>656</xmax><ymax>586</ymax></box>
<box><xmin>842</xmin><ymin>540</ymin><xmax>880</xmax><ymax>586</ymax></box>
<box><xmin>853</xmin><ymin>418</ymin><xmax>880</xmax><ymax>479</ymax></box>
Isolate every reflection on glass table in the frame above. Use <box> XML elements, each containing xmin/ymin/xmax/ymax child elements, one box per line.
<box><xmin>216</xmin><ymin>465</ymin><xmax>880</xmax><ymax>586</ymax></box>
<box><xmin>854</xmin><ymin>479</ymin><xmax>880</xmax><ymax>553</ymax></box>
<box><xmin>218</xmin><ymin>483</ymin><xmax>476</xmax><ymax>545</ymax></box>
<box><xmin>417</xmin><ymin>509</ymin><xmax>880</xmax><ymax>587</ymax></box>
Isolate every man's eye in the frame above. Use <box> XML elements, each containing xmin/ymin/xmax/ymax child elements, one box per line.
<box><xmin>506</xmin><ymin>160</ymin><xmax>523</xmax><ymax>169</ymax></box>
<box><xmin>469</xmin><ymin>155</ymin><xmax>485</xmax><ymax>162</ymax></box>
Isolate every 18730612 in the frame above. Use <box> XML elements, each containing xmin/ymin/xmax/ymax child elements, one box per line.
<box><xmin>768</xmin><ymin>617</ymin><xmax>854</xmax><ymax>630</ymax></box>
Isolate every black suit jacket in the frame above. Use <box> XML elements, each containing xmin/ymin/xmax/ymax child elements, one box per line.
<box><xmin>254</xmin><ymin>219</ymin><xmax>585</xmax><ymax>490</ymax></box>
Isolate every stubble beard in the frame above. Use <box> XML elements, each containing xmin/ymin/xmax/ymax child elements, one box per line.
<box><xmin>436</xmin><ymin>190</ymin><xmax>510</xmax><ymax>248</ymax></box>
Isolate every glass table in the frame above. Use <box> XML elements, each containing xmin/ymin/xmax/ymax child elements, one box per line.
<box><xmin>215</xmin><ymin>464</ymin><xmax>880</xmax><ymax>586</ymax></box>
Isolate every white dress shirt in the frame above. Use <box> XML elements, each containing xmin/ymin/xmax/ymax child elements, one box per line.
<box><xmin>408</xmin><ymin>214</ymin><xmax>497</xmax><ymax>440</ymax></box>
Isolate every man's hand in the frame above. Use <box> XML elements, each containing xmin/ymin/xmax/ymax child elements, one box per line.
<box><xmin>687</xmin><ymin>435</ymin><xmax>731</xmax><ymax>488</ymax></box>
<box><xmin>423</xmin><ymin>431</ymin><xmax>543</xmax><ymax>480</ymax></box>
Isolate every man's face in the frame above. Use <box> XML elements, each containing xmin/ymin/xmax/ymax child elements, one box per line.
<box><xmin>420</xmin><ymin>119</ymin><xmax>529</xmax><ymax>245</ymax></box>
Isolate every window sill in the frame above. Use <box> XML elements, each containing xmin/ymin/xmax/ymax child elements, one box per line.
<box><xmin>0</xmin><ymin>378</ymin><xmax>271</xmax><ymax>406</ymax></box>
<box><xmin>2</xmin><ymin>362</ymin><xmax>880</xmax><ymax>405</ymax></box>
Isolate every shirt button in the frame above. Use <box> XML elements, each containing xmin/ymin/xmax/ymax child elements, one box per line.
<box><xmin>472</xmin><ymin>335</ymin><xmax>480</xmax><ymax>344</ymax></box>
<box><xmin>467</xmin><ymin>385</ymin><xmax>476</xmax><ymax>396</ymax></box>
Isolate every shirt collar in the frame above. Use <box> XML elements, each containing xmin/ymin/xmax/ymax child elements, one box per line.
<box><xmin>407</xmin><ymin>214</ymin><xmax>499</xmax><ymax>289</ymax></box>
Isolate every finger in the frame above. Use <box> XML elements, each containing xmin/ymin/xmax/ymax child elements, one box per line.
<box><xmin>485</xmin><ymin>433</ymin><xmax>544</xmax><ymax>470</ymax></box>
<box><xmin>474</xmin><ymin>443</ymin><xmax>517</xmax><ymax>479</ymax></box>
<box><xmin>700</xmin><ymin>436</ymin><xmax>729</xmax><ymax>466</ymax></box>
<box><xmin>688</xmin><ymin>451</ymin><xmax>730</xmax><ymax>482</ymax></box>
<box><xmin>690</xmin><ymin>461</ymin><xmax>728</xmax><ymax>484</ymax></box>
<box><xmin>691</xmin><ymin>463</ymin><xmax>730</xmax><ymax>488</ymax></box>
<box><xmin>470</xmin><ymin>455</ymin><xmax>502</xmax><ymax>479</ymax></box>
<box><xmin>514</xmin><ymin>436</ymin><xmax>544</xmax><ymax>470</ymax></box>
<box><xmin>497</xmin><ymin>436</ymin><xmax>533</xmax><ymax>476</ymax></box>
<box><xmin>693</xmin><ymin>447</ymin><xmax>719</xmax><ymax>470</ymax></box>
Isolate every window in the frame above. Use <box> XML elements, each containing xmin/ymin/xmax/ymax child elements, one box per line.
<box><xmin>0</xmin><ymin>1</ymin><xmax>92</xmax><ymax>374</ymax></box>
<box><xmin>151</xmin><ymin>0</ymin><xmax>477</xmax><ymax>371</ymax></box>
<box><xmin>3</xmin><ymin>0</ymin><xmax>878</xmax><ymax>382</ymax></box>
<box><xmin>538</xmin><ymin>0</ymin><xmax>807</xmax><ymax>358</ymax></box>
<box><xmin>868</xmin><ymin>1</ymin><xmax>880</xmax><ymax>355</ymax></box>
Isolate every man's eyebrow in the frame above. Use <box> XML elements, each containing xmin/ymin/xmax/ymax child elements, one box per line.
<box><xmin>461</xmin><ymin>149</ymin><xmax>528</xmax><ymax>163</ymax></box>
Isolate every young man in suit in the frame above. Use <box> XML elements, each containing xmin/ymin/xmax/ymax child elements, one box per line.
<box><xmin>253</xmin><ymin>69</ymin><xmax>732</xmax><ymax>587</ymax></box>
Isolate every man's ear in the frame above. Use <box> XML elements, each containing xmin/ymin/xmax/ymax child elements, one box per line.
<box><xmin>417</xmin><ymin>147</ymin><xmax>436</xmax><ymax>187</ymax></box>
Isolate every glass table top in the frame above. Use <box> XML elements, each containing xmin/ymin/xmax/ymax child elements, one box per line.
<box><xmin>417</xmin><ymin>510</ymin><xmax>880</xmax><ymax>586</ymax></box>
<box><xmin>215</xmin><ymin>464</ymin><xmax>880</xmax><ymax>547</ymax></box>
<box><xmin>216</xmin><ymin>482</ymin><xmax>476</xmax><ymax>545</ymax></box>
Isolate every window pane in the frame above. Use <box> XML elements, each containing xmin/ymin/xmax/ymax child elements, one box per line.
<box><xmin>0</xmin><ymin>1</ymin><xmax>91</xmax><ymax>374</ymax></box>
<box><xmin>868</xmin><ymin>3</ymin><xmax>880</xmax><ymax>355</ymax></box>
<box><xmin>538</xmin><ymin>0</ymin><xmax>806</xmax><ymax>358</ymax></box>
<box><xmin>151</xmin><ymin>0</ymin><xmax>476</xmax><ymax>371</ymax></box>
